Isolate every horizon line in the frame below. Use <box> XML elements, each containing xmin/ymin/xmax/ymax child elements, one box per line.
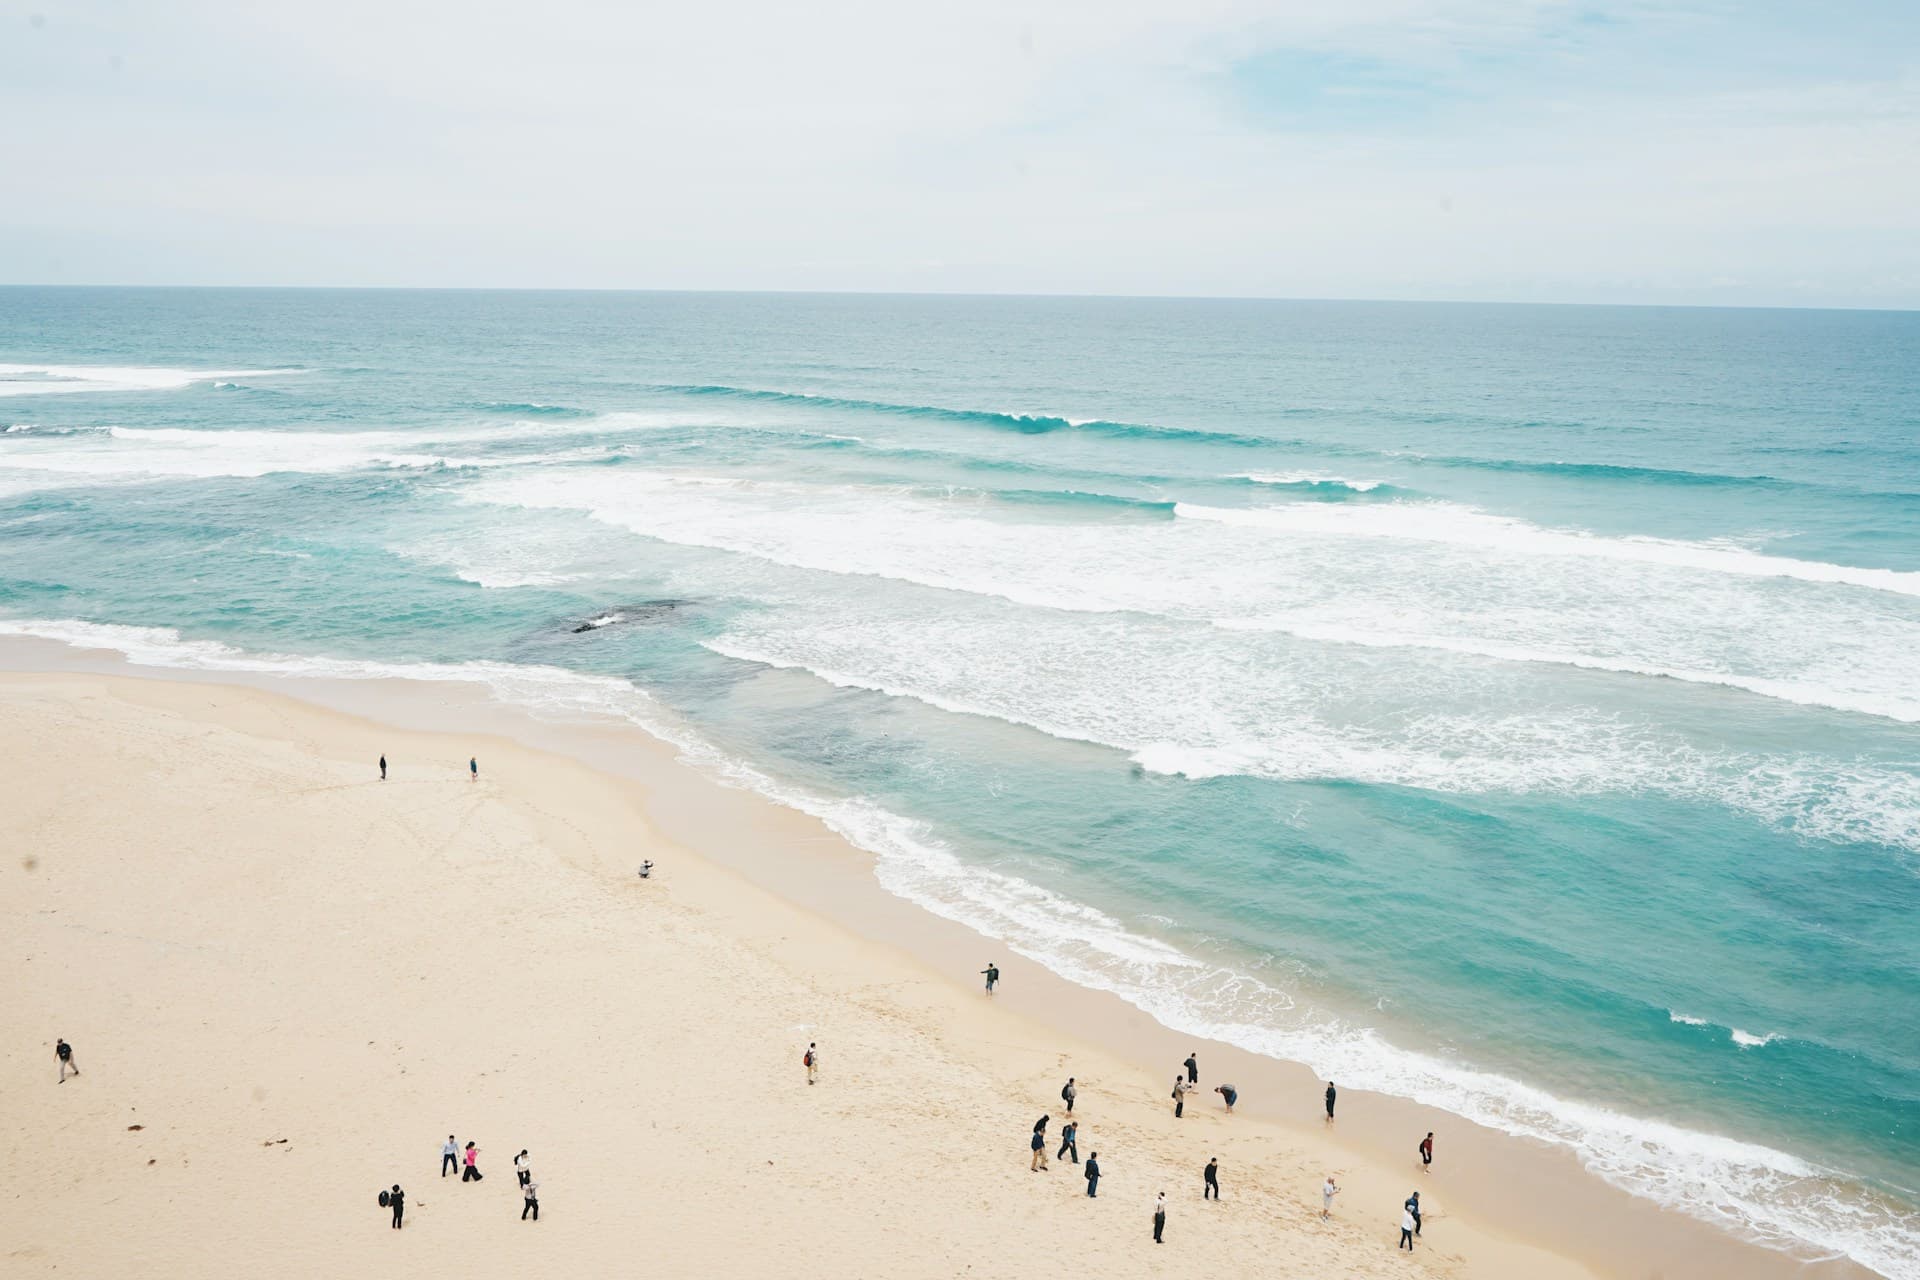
<box><xmin>1</xmin><ymin>282</ymin><xmax>1915</xmax><ymax>316</ymax></box>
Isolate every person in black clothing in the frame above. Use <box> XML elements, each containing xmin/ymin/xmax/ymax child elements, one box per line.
<box><xmin>1084</xmin><ymin>1153</ymin><xmax>1100</xmax><ymax>1197</ymax></box>
<box><xmin>56</xmin><ymin>1038</ymin><xmax>78</xmax><ymax>1083</ymax></box>
<box><xmin>1184</xmin><ymin>1053</ymin><xmax>1198</xmax><ymax>1085</ymax></box>
<box><xmin>1325</xmin><ymin>1081</ymin><xmax>1337</xmax><ymax>1122</ymax></box>
<box><xmin>1153</xmin><ymin>1192</ymin><xmax>1167</xmax><ymax>1243</ymax></box>
<box><xmin>1406</xmin><ymin>1190</ymin><xmax>1422</xmax><ymax>1237</ymax></box>
<box><xmin>1203</xmin><ymin>1158</ymin><xmax>1220</xmax><ymax>1200</ymax></box>
<box><xmin>379</xmin><ymin>754</ymin><xmax>387</xmax><ymax>780</ymax></box>
<box><xmin>389</xmin><ymin>1185</ymin><xmax>405</xmax><ymax>1229</ymax></box>
<box><xmin>522</xmin><ymin>1181</ymin><xmax>540</xmax><ymax>1221</ymax></box>
<box><xmin>1057</xmin><ymin>1120</ymin><xmax>1078</xmax><ymax>1164</ymax></box>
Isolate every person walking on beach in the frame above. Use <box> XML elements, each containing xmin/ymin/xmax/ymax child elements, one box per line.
<box><xmin>521</xmin><ymin>1180</ymin><xmax>540</xmax><ymax>1221</ymax></box>
<box><xmin>804</xmin><ymin>1042</ymin><xmax>819</xmax><ymax>1084</ymax></box>
<box><xmin>469</xmin><ymin>756</ymin><xmax>478</xmax><ymax>782</ymax></box>
<box><xmin>388</xmin><ymin>1184</ymin><xmax>405</xmax><ymax>1229</ymax></box>
<box><xmin>1172</xmin><ymin>1075</ymin><xmax>1190</xmax><ymax>1118</ymax></box>
<box><xmin>1153</xmin><ymin>1191</ymin><xmax>1167</xmax><ymax>1243</ymax></box>
<box><xmin>1321</xmin><ymin>1175</ymin><xmax>1339</xmax><ymax>1220</ymax></box>
<box><xmin>1184</xmin><ymin>1052</ymin><xmax>1198</xmax><ymax>1085</ymax></box>
<box><xmin>981</xmin><ymin>962</ymin><xmax>999</xmax><ymax>996</ymax></box>
<box><xmin>55</xmin><ymin>1037</ymin><xmax>78</xmax><ymax>1083</ymax></box>
<box><xmin>1203</xmin><ymin>1158</ymin><xmax>1220</xmax><ymax>1200</ymax></box>
<box><xmin>1030</xmin><ymin>1118</ymin><xmax>1050</xmax><ymax>1172</ymax></box>
<box><xmin>1057</xmin><ymin>1120</ymin><xmax>1079</xmax><ymax>1164</ymax></box>
<box><xmin>1084</xmin><ymin>1152</ymin><xmax>1100</xmax><ymax>1197</ymax></box>
<box><xmin>1061</xmin><ymin>1077</ymin><xmax>1077</xmax><ymax>1113</ymax></box>
<box><xmin>1400</xmin><ymin>1203</ymin><xmax>1417</xmax><ymax>1251</ymax></box>
<box><xmin>1419</xmin><ymin>1131</ymin><xmax>1434</xmax><ymax>1173</ymax></box>
<box><xmin>462</xmin><ymin>1141</ymin><xmax>482</xmax><ymax>1182</ymax></box>
<box><xmin>1325</xmin><ymin>1080</ymin><xmax>1337</xmax><ymax>1123</ymax></box>
<box><xmin>1405</xmin><ymin>1190</ymin><xmax>1422</xmax><ymax>1237</ymax></box>
<box><xmin>441</xmin><ymin>1135</ymin><xmax>458</xmax><ymax>1177</ymax></box>
<box><xmin>515</xmin><ymin>1150</ymin><xmax>531</xmax><ymax>1187</ymax></box>
<box><xmin>379</xmin><ymin>754</ymin><xmax>387</xmax><ymax>780</ymax></box>
<box><xmin>1214</xmin><ymin>1083</ymin><xmax>1237</xmax><ymax>1113</ymax></box>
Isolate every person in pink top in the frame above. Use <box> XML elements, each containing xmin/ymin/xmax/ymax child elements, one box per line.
<box><xmin>462</xmin><ymin>1141</ymin><xmax>482</xmax><ymax>1182</ymax></box>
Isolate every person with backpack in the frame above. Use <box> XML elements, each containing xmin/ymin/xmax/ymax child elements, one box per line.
<box><xmin>980</xmin><ymin>963</ymin><xmax>999</xmax><ymax>996</ymax></box>
<box><xmin>1057</xmin><ymin>1120</ymin><xmax>1078</xmax><ymax>1164</ymax></box>
<box><xmin>1061</xmin><ymin>1077</ymin><xmax>1077</xmax><ymax>1113</ymax></box>
<box><xmin>387</xmin><ymin>1184</ymin><xmax>405</xmax><ymax>1229</ymax></box>
<box><xmin>804</xmin><ymin>1042</ymin><xmax>819</xmax><ymax>1084</ymax></box>
<box><xmin>441</xmin><ymin>1135</ymin><xmax>458</xmax><ymax>1177</ymax></box>
<box><xmin>1084</xmin><ymin>1152</ymin><xmax>1100</xmax><ymax>1197</ymax></box>
<box><xmin>55</xmin><ymin>1037</ymin><xmax>78</xmax><ymax>1083</ymax></box>
<box><xmin>1171</xmin><ymin>1075</ymin><xmax>1190</xmax><ymax>1118</ymax></box>
<box><xmin>461</xmin><ymin>1142</ymin><xmax>482</xmax><ymax>1182</ymax></box>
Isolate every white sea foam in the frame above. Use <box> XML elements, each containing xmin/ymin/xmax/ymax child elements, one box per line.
<box><xmin>1175</xmin><ymin>500</ymin><xmax>1920</xmax><ymax>598</ymax></box>
<box><xmin>0</xmin><ymin>423</ymin><xmax>618</xmax><ymax>491</ymax></box>
<box><xmin>0</xmin><ymin>615</ymin><xmax>1912</xmax><ymax>1279</ymax></box>
<box><xmin>1670</xmin><ymin>1011</ymin><xmax>1711</xmax><ymax>1026</ymax></box>
<box><xmin>1239</xmin><ymin>471</ymin><xmax>1383</xmax><ymax>491</ymax></box>
<box><xmin>460</xmin><ymin>469</ymin><xmax>1920</xmax><ymax>730</ymax></box>
<box><xmin>1732</xmin><ymin>1029</ymin><xmax>1780</xmax><ymax>1049</ymax></box>
<box><xmin>0</xmin><ymin>363</ymin><xmax>296</xmax><ymax>397</ymax></box>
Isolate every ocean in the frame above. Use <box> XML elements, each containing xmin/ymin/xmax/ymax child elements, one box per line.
<box><xmin>2</xmin><ymin>287</ymin><xmax>1916</xmax><ymax>1276</ymax></box>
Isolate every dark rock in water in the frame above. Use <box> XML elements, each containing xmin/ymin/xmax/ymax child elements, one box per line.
<box><xmin>571</xmin><ymin>599</ymin><xmax>689</xmax><ymax>633</ymax></box>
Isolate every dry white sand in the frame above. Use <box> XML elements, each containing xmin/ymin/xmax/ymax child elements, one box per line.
<box><xmin>0</xmin><ymin>670</ymin><xmax>1856</xmax><ymax>1278</ymax></box>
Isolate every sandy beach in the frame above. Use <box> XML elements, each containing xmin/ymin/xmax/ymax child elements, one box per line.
<box><xmin>0</xmin><ymin>662</ymin><xmax>1876</xmax><ymax>1279</ymax></box>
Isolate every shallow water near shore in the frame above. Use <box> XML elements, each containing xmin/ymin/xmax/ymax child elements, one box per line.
<box><xmin>2</xmin><ymin>287</ymin><xmax>1917</xmax><ymax>1276</ymax></box>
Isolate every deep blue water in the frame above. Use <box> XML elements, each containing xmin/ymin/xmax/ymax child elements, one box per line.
<box><xmin>2</xmin><ymin>288</ymin><xmax>1917</xmax><ymax>1275</ymax></box>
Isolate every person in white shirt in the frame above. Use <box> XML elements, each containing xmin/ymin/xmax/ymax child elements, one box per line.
<box><xmin>441</xmin><ymin>1135</ymin><xmax>458</xmax><ymax>1178</ymax></box>
<box><xmin>1321</xmin><ymin>1175</ymin><xmax>1339</xmax><ymax>1220</ymax></box>
<box><xmin>1399</xmin><ymin>1205</ymin><xmax>1417</xmax><ymax>1250</ymax></box>
<box><xmin>1152</xmin><ymin>1191</ymin><xmax>1168</xmax><ymax>1243</ymax></box>
<box><xmin>515</xmin><ymin>1149</ymin><xmax>531</xmax><ymax>1186</ymax></box>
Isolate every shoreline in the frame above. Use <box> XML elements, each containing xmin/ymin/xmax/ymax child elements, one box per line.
<box><xmin>0</xmin><ymin>636</ymin><xmax>1879</xmax><ymax>1279</ymax></box>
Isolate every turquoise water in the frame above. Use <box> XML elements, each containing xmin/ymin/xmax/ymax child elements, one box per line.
<box><xmin>2</xmin><ymin>288</ymin><xmax>1916</xmax><ymax>1274</ymax></box>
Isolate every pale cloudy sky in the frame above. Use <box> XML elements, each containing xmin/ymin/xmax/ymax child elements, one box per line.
<box><xmin>4</xmin><ymin>1</ymin><xmax>1917</xmax><ymax>306</ymax></box>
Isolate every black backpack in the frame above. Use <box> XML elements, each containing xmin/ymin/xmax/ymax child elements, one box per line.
<box><xmin>378</xmin><ymin>1190</ymin><xmax>390</xmax><ymax>1208</ymax></box>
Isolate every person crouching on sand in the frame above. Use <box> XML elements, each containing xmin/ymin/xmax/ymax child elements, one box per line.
<box><xmin>1214</xmin><ymin>1083</ymin><xmax>1236</xmax><ymax>1113</ymax></box>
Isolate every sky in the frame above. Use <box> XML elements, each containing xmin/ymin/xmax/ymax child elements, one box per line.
<box><xmin>2</xmin><ymin>1</ymin><xmax>1917</xmax><ymax>306</ymax></box>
